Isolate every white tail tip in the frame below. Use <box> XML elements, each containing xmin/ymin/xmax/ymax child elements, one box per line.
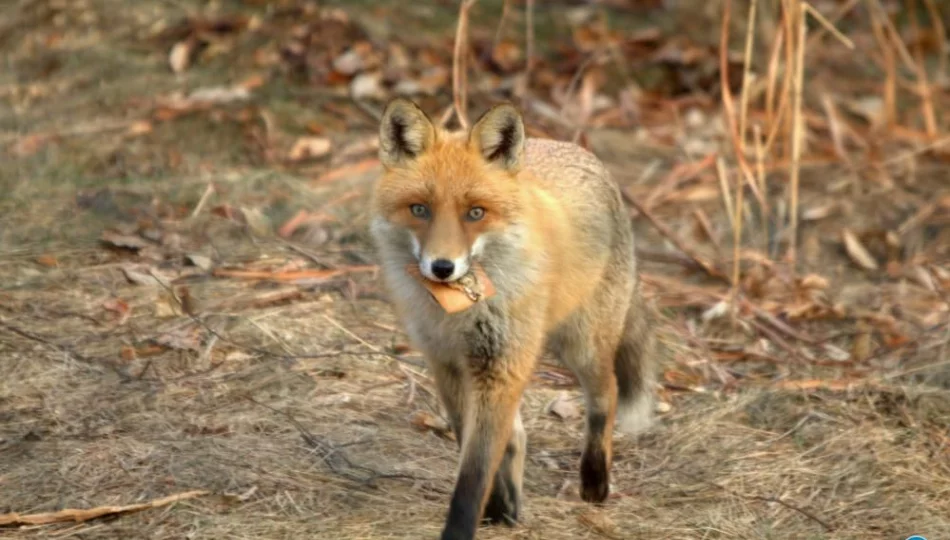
<box><xmin>616</xmin><ymin>391</ymin><xmax>655</xmax><ymax>435</ymax></box>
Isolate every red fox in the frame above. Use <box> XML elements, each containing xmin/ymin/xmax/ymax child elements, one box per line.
<box><xmin>369</xmin><ymin>98</ymin><xmax>657</xmax><ymax>540</ymax></box>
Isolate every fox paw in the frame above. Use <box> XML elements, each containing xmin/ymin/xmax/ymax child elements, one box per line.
<box><xmin>483</xmin><ymin>477</ymin><xmax>520</xmax><ymax>526</ymax></box>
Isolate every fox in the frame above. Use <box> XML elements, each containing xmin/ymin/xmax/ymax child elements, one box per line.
<box><xmin>368</xmin><ymin>98</ymin><xmax>657</xmax><ymax>540</ymax></box>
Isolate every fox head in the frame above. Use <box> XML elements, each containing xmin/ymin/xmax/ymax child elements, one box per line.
<box><xmin>370</xmin><ymin>98</ymin><xmax>528</xmax><ymax>284</ymax></box>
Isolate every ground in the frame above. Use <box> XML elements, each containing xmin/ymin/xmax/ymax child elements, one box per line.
<box><xmin>2</xmin><ymin>1</ymin><xmax>949</xmax><ymax>539</ymax></box>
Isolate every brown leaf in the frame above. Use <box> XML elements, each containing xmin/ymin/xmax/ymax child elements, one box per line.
<box><xmin>122</xmin><ymin>265</ymin><xmax>172</xmax><ymax>288</ymax></box>
<box><xmin>101</xmin><ymin>230</ymin><xmax>152</xmax><ymax>251</ymax></box>
<box><xmin>577</xmin><ymin>510</ymin><xmax>621</xmax><ymax>539</ymax></box>
<box><xmin>169</xmin><ymin>40</ymin><xmax>195</xmax><ymax>73</ymax></box>
<box><xmin>350</xmin><ymin>71</ymin><xmax>385</xmax><ymax>100</ymax></box>
<box><xmin>186</xmin><ymin>253</ymin><xmax>213</xmax><ymax>271</ymax></box>
<box><xmin>153</xmin><ymin>327</ymin><xmax>203</xmax><ymax>351</ymax></box>
<box><xmin>102</xmin><ymin>298</ymin><xmax>131</xmax><ymax>325</ymax></box>
<box><xmin>842</xmin><ymin>229</ymin><xmax>879</xmax><ymax>271</ymax></box>
<box><xmin>545</xmin><ymin>391</ymin><xmax>581</xmax><ymax>420</ymax></box>
<box><xmin>287</xmin><ymin>137</ymin><xmax>332</xmax><ymax>162</ymax></box>
<box><xmin>35</xmin><ymin>254</ymin><xmax>58</xmax><ymax>267</ymax></box>
<box><xmin>409</xmin><ymin>410</ymin><xmax>454</xmax><ymax>440</ymax></box>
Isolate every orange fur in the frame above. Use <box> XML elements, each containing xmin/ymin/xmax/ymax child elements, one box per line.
<box><xmin>369</xmin><ymin>99</ymin><xmax>657</xmax><ymax>540</ymax></box>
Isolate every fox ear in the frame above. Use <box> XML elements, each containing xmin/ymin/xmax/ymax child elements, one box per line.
<box><xmin>469</xmin><ymin>103</ymin><xmax>525</xmax><ymax>172</ymax></box>
<box><xmin>379</xmin><ymin>98</ymin><xmax>436</xmax><ymax>169</ymax></box>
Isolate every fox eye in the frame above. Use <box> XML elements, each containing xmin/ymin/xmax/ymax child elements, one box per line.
<box><xmin>466</xmin><ymin>207</ymin><xmax>485</xmax><ymax>221</ymax></box>
<box><xmin>409</xmin><ymin>204</ymin><xmax>430</xmax><ymax>219</ymax></box>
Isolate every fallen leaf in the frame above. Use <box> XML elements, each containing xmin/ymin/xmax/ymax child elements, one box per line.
<box><xmin>350</xmin><ymin>71</ymin><xmax>385</xmax><ymax>100</ymax></box>
<box><xmin>153</xmin><ymin>327</ymin><xmax>203</xmax><ymax>351</ymax></box>
<box><xmin>288</xmin><ymin>137</ymin><xmax>332</xmax><ymax>162</ymax></box>
<box><xmin>35</xmin><ymin>254</ymin><xmax>58</xmax><ymax>267</ymax></box>
<box><xmin>545</xmin><ymin>391</ymin><xmax>581</xmax><ymax>420</ymax></box>
<box><xmin>101</xmin><ymin>230</ymin><xmax>152</xmax><ymax>251</ymax></box>
<box><xmin>186</xmin><ymin>253</ymin><xmax>213</xmax><ymax>271</ymax></box>
<box><xmin>126</xmin><ymin>120</ymin><xmax>153</xmax><ymax>136</ymax></box>
<box><xmin>577</xmin><ymin>510</ymin><xmax>621</xmax><ymax>539</ymax></box>
<box><xmin>221</xmin><ymin>485</ymin><xmax>258</xmax><ymax>504</ymax></box>
<box><xmin>102</xmin><ymin>298</ymin><xmax>131</xmax><ymax>325</ymax></box>
<box><xmin>851</xmin><ymin>329</ymin><xmax>873</xmax><ymax>361</ymax></box>
<box><xmin>121</xmin><ymin>265</ymin><xmax>171</xmax><ymax>288</ymax></box>
<box><xmin>842</xmin><ymin>229</ymin><xmax>879</xmax><ymax>271</ymax></box>
<box><xmin>169</xmin><ymin>40</ymin><xmax>195</xmax><ymax>73</ymax></box>
<box><xmin>409</xmin><ymin>410</ymin><xmax>454</xmax><ymax>440</ymax></box>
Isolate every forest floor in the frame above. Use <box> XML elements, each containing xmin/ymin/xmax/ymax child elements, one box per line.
<box><xmin>2</xmin><ymin>1</ymin><xmax>949</xmax><ymax>538</ymax></box>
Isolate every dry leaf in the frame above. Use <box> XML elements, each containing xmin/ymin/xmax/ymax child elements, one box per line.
<box><xmin>851</xmin><ymin>330</ymin><xmax>873</xmax><ymax>362</ymax></box>
<box><xmin>577</xmin><ymin>510</ymin><xmax>621</xmax><ymax>539</ymax></box>
<box><xmin>101</xmin><ymin>230</ymin><xmax>152</xmax><ymax>251</ymax></box>
<box><xmin>545</xmin><ymin>391</ymin><xmax>581</xmax><ymax>420</ymax></box>
<box><xmin>350</xmin><ymin>71</ymin><xmax>385</xmax><ymax>100</ymax></box>
<box><xmin>842</xmin><ymin>229</ymin><xmax>879</xmax><ymax>271</ymax></box>
<box><xmin>409</xmin><ymin>410</ymin><xmax>454</xmax><ymax>440</ymax></box>
<box><xmin>35</xmin><ymin>254</ymin><xmax>58</xmax><ymax>267</ymax></box>
<box><xmin>169</xmin><ymin>40</ymin><xmax>194</xmax><ymax>73</ymax></box>
<box><xmin>102</xmin><ymin>298</ymin><xmax>131</xmax><ymax>325</ymax></box>
<box><xmin>153</xmin><ymin>327</ymin><xmax>203</xmax><ymax>351</ymax></box>
<box><xmin>288</xmin><ymin>137</ymin><xmax>332</xmax><ymax>162</ymax></box>
<box><xmin>126</xmin><ymin>120</ymin><xmax>153</xmax><ymax>136</ymax></box>
<box><xmin>121</xmin><ymin>265</ymin><xmax>171</xmax><ymax>288</ymax></box>
<box><xmin>186</xmin><ymin>253</ymin><xmax>213</xmax><ymax>271</ymax></box>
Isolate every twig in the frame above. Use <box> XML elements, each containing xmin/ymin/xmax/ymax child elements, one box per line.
<box><xmin>622</xmin><ymin>192</ymin><xmax>729</xmax><ymax>283</ymax></box>
<box><xmin>451</xmin><ymin>0</ymin><xmax>478</xmax><ymax>130</ymax></box>
<box><xmin>190</xmin><ymin>182</ymin><xmax>215</xmax><ymax>218</ymax></box>
<box><xmin>691</xmin><ymin>475</ymin><xmax>834</xmax><ymax>532</ymax></box>
<box><xmin>737</xmin><ymin>0</ymin><xmax>759</xmax><ymax>155</ymax></box>
<box><xmin>0</xmin><ymin>491</ymin><xmax>210</xmax><ymax>526</ymax></box>
<box><xmin>492</xmin><ymin>0</ymin><xmax>512</xmax><ymax>51</ymax></box>
<box><xmin>0</xmin><ymin>319</ymin><xmax>129</xmax><ymax>380</ymax></box>
<box><xmin>523</xmin><ymin>0</ymin><xmax>535</xmax><ymax>104</ymax></box>
<box><xmin>922</xmin><ymin>0</ymin><xmax>947</xmax><ymax>84</ymax></box>
<box><xmin>908</xmin><ymin>0</ymin><xmax>939</xmax><ymax>137</ymax></box>
<box><xmin>245</xmin><ymin>396</ymin><xmax>420</xmax><ymax>488</ymax></box>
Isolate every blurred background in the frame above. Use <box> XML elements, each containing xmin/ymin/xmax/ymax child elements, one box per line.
<box><xmin>2</xmin><ymin>0</ymin><xmax>949</xmax><ymax>538</ymax></box>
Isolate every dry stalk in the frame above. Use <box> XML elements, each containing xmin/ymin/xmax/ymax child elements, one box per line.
<box><xmin>804</xmin><ymin>0</ymin><xmax>860</xmax><ymax>51</ymax></box>
<box><xmin>867</xmin><ymin>3</ymin><xmax>898</xmax><ymax>128</ymax></box>
<box><xmin>522</xmin><ymin>0</ymin><xmax>535</xmax><ymax>104</ymax></box>
<box><xmin>738</xmin><ymin>0</ymin><xmax>760</xmax><ymax>155</ymax></box>
<box><xmin>765</xmin><ymin>24</ymin><xmax>786</xmax><ymax>134</ymax></box>
<box><xmin>787</xmin><ymin>0</ymin><xmax>807</xmax><ymax>267</ymax></box>
<box><xmin>922</xmin><ymin>0</ymin><xmax>947</xmax><ymax>84</ymax></box>
<box><xmin>909</xmin><ymin>0</ymin><xmax>939</xmax><ymax>137</ymax></box>
<box><xmin>716</xmin><ymin>156</ymin><xmax>736</xmax><ymax>233</ymax></box>
<box><xmin>451</xmin><ymin>0</ymin><xmax>478</xmax><ymax>130</ymax></box>
<box><xmin>719</xmin><ymin>0</ymin><xmax>767</xmax><ymax>212</ymax></box>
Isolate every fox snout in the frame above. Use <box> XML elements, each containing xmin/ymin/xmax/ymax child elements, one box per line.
<box><xmin>419</xmin><ymin>251</ymin><xmax>471</xmax><ymax>282</ymax></box>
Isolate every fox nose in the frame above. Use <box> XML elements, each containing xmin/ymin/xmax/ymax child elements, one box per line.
<box><xmin>430</xmin><ymin>259</ymin><xmax>455</xmax><ymax>280</ymax></box>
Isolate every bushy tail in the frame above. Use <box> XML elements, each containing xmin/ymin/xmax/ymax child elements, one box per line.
<box><xmin>614</xmin><ymin>281</ymin><xmax>658</xmax><ymax>435</ymax></box>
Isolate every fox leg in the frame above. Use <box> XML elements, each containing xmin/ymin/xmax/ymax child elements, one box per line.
<box><xmin>483</xmin><ymin>406</ymin><xmax>525</xmax><ymax>525</ymax></box>
<box><xmin>429</xmin><ymin>357</ymin><xmax>524</xmax><ymax>526</ymax></box>
<box><xmin>428</xmin><ymin>361</ymin><xmax>467</xmax><ymax>447</ymax></box>
<box><xmin>440</xmin><ymin>340</ymin><xmax>539</xmax><ymax>540</ymax></box>
<box><xmin>554</xmin><ymin>318</ymin><xmax>623</xmax><ymax>504</ymax></box>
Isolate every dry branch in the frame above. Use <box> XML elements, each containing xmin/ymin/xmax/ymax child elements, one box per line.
<box><xmin>0</xmin><ymin>491</ymin><xmax>209</xmax><ymax>526</ymax></box>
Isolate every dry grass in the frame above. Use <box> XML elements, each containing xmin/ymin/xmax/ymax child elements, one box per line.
<box><xmin>2</xmin><ymin>0</ymin><xmax>950</xmax><ymax>539</ymax></box>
